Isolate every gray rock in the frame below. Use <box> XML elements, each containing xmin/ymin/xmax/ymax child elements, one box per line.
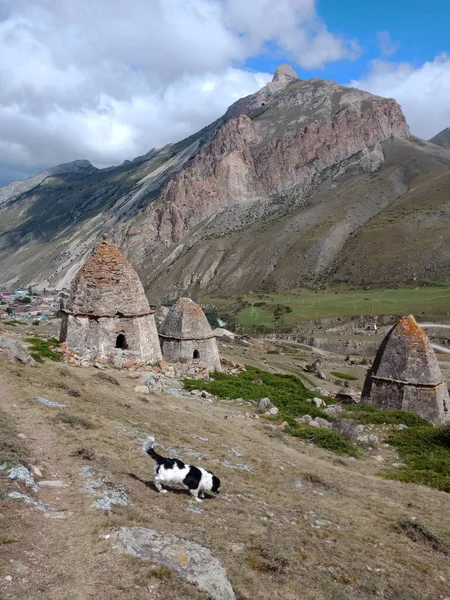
<box><xmin>357</xmin><ymin>434</ymin><xmax>379</xmax><ymax>444</ymax></box>
<box><xmin>36</xmin><ymin>396</ymin><xmax>65</xmax><ymax>408</ymax></box>
<box><xmin>8</xmin><ymin>465</ymin><xmax>39</xmax><ymax>492</ymax></box>
<box><xmin>268</xmin><ymin>406</ymin><xmax>279</xmax><ymax>416</ymax></box>
<box><xmin>112</xmin><ymin>527</ymin><xmax>235</xmax><ymax>600</ymax></box>
<box><xmin>258</xmin><ymin>397</ymin><xmax>273</xmax><ymax>412</ymax></box>
<box><xmin>312</xmin><ymin>417</ymin><xmax>333</xmax><ymax>430</ymax></box>
<box><xmin>312</xmin><ymin>397</ymin><xmax>326</xmax><ymax>408</ymax></box>
<box><xmin>140</xmin><ymin>373</ymin><xmax>163</xmax><ymax>393</ymax></box>
<box><xmin>39</xmin><ymin>480</ymin><xmax>68</xmax><ymax>488</ymax></box>
<box><xmin>394</xmin><ymin>424</ymin><xmax>408</xmax><ymax>431</ymax></box>
<box><xmin>0</xmin><ymin>335</ymin><xmax>36</xmax><ymax>365</ymax></box>
<box><xmin>296</xmin><ymin>414</ymin><xmax>313</xmax><ymax>423</ymax></box>
<box><xmin>317</xmin><ymin>371</ymin><xmax>327</xmax><ymax>380</ymax></box>
<box><xmin>323</xmin><ymin>404</ymin><xmax>344</xmax><ymax>418</ymax></box>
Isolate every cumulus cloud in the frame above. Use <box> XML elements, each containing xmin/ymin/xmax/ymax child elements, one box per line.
<box><xmin>351</xmin><ymin>54</ymin><xmax>450</xmax><ymax>139</ymax></box>
<box><xmin>0</xmin><ymin>0</ymin><xmax>359</xmax><ymax>185</ymax></box>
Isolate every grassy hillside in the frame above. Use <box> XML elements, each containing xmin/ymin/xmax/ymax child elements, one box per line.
<box><xmin>202</xmin><ymin>284</ymin><xmax>450</xmax><ymax>331</ymax></box>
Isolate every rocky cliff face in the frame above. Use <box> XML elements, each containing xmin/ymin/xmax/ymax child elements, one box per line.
<box><xmin>0</xmin><ymin>65</ymin><xmax>449</xmax><ymax>295</ymax></box>
<box><xmin>121</xmin><ymin>68</ymin><xmax>410</xmax><ymax>270</ymax></box>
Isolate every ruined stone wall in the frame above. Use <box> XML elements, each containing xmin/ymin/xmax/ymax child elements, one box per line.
<box><xmin>63</xmin><ymin>313</ymin><xmax>162</xmax><ymax>364</ymax></box>
<box><xmin>160</xmin><ymin>337</ymin><xmax>221</xmax><ymax>372</ymax></box>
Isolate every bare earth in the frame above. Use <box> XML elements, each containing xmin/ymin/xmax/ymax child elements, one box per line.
<box><xmin>1</xmin><ymin>349</ymin><xmax>450</xmax><ymax>600</ymax></box>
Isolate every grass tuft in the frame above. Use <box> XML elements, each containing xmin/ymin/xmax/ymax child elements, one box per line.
<box><xmin>330</xmin><ymin>371</ymin><xmax>358</xmax><ymax>381</ymax></box>
<box><xmin>52</xmin><ymin>412</ymin><xmax>98</xmax><ymax>430</ymax></box>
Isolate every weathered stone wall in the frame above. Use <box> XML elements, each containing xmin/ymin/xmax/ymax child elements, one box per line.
<box><xmin>364</xmin><ymin>379</ymin><xmax>449</xmax><ymax>424</ymax></box>
<box><xmin>62</xmin><ymin>313</ymin><xmax>162</xmax><ymax>364</ymax></box>
<box><xmin>68</xmin><ymin>238</ymin><xmax>151</xmax><ymax>317</ymax></box>
<box><xmin>160</xmin><ymin>337</ymin><xmax>221</xmax><ymax>372</ymax></box>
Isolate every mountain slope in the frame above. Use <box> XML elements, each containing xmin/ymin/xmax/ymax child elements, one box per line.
<box><xmin>429</xmin><ymin>127</ymin><xmax>450</xmax><ymax>149</ymax></box>
<box><xmin>0</xmin><ymin>65</ymin><xmax>449</xmax><ymax>295</ymax></box>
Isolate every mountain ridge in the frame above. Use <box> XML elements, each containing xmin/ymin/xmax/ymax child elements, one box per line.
<box><xmin>0</xmin><ymin>66</ymin><xmax>449</xmax><ymax>296</ymax></box>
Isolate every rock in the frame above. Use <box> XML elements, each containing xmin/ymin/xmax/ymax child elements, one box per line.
<box><xmin>201</xmin><ymin>390</ymin><xmax>212</xmax><ymax>399</ymax></box>
<box><xmin>212</xmin><ymin>328</ymin><xmax>235</xmax><ymax>342</ymax></box>
<box><xmin>0</xmin><ymin>335</ymin><xmax>36</xmax><ymax>365</ymax></box>
<box><xmin>258</xmin><ymin>397</ymin><xmax>273</xmax><ymax>412</ymax></box>
<box><xmin>312</xmin><ymin>417</ymin><xmax>333</xmax><ymax>430</ymax></box>
<box><xmin>394</xmin><ymin>424</ymin><xmax>408</xmax><ymax>431</ymax></box>
<box><xmin>296</xmin><ymin>414</ymin><xmax>313</xmax><ymax>423</ymax></box>
<box><xmin>139</xmin><ymin>373</ymin><xmax>163</xmax><ymax>393</ymax></box>
<box><xmin>112</xmin><ymin>527</ymin><xmax>236</xmax><ymax>600</ymax></box>
<box><xmin>36</xmin><ymin>396</ymin><xmax>66</xmax><ymax>408</ymax></box>
<box><xmin>8</xmin><ymin>465</ymin><xmax>39</xmax><ymax>492</ymax></box>
<box><xmin>267</xmin><ymin>407</ymin><xmax>279</xmax><ymax>416</ymax></box>
<box><xmin>39</xmin><ymin>480</ymin><xmax>68</xmax><ymax>488</ymax></box>
<box><xmin>312</xmin><ymin>397</ymin><xmax>325</xmax><ymax>408</ymax></box>
<box><xmin>334</xmin><ymin>391</ymin><xmax>360</xmax><ymax>404</ymax></box>
<box><xmin>278</xmin><ymin>421</ymin><xmax>289</xmax><ymax>430</ymax></box>
<box><xmin>317</xmin><ymin>372</ymin><xmax>327</xmax><ymax>380</ymax></box>
<box><xmin>190</xmin><ymin>389</ymin><xmax>203</xmax><ymax>397</ymax></box>
<box><xmin>17</xmin><ymin>433</ymin><xmax>27</xmax><ymax>439</ymax></box>
<box><xmin>31</xmin><ymin>465</ymin><xmax>42</xmax><ymax>477</ymax></box>
<box><xmin>323</xmin><ymin>405</ymin><xmax>343</xmax><ymax>418</ymax></box>
<box><xmin>133</xmin><ymin>385</ymin><xmax>149</xmax><ymax>395</ymax></box>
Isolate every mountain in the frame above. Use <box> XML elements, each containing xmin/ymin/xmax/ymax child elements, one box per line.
<box><xmin>0</xmin><ymin>65</ymin><xmax>449</xmax><ymax>296</ymax></box>
<box><xmin>429</xmin><ymin>127</ymin><xmax>450</xmax><ymax>149</ymax></box>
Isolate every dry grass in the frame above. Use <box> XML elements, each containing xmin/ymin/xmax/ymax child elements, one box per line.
<box><xmin>0</xmin><ymin>355</ymin><xmax>450</xmax><ymax>600</ymax></box>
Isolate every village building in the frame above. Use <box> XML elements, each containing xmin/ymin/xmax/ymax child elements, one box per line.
<box><xmin>159</xmin><ymin>298</ymin><xmax>221</xmax><ymax>372</ymax></box>
<box><xmin>361</xmin><ymin>315</ymin><xmax>449</xmax><ymax>424</ymax></box>
<box><xmin>59</xmin><ymin>236</ymin><xmax>162</xmax><ymax>365</ymax></box>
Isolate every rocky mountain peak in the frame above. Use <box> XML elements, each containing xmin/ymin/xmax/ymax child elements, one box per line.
<box><xmin>272</xmin><ymin>63</ymin><xmax>299</xmax><ymax>83</ymax></box>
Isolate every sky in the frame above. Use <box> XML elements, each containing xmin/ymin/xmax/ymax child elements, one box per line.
<box><xmin>0</xmin><ymin>0</ymin><xmax>449</xmax><ymax>186</ymax></box>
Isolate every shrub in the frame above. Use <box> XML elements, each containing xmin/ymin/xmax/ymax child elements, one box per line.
<box><xmin>344</xmin><ymin>405</ymin><xmax>430</xmax><ymax>427</ymax></box>
<box><xmin>183</xmin><ymin>366</ymin><xmax>327</xmax><ymax>421</ymax></box>
<box><xmin>382</xmin><ymin>425</ymin><xmax>450</xmax><ymax>492</ymax></box>
<box><xmin>330</xmin><ymin>371</ymin><xmax>358</xmax><ymax>381</ymax></box>
<box><xmin>289</xmin><ymin>425</ymin><xmax>360</xmax><ymax>457</ymax></box>
<box><xmin>248</xmin><ymin>527</ymin><xmax>298</xmax><ymax>574</ymax></box>
<box><xmin>25</xmin><ymin>337</ymin><xmax>62</xmax><ymax>362</ymax></box>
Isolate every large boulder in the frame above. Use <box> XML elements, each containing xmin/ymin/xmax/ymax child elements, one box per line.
<box><xmin>0</xmin><ymin>335</ymin><xmax>36</xmax><ymax>365</ymax></box>
<box><xmin>112</xmin><ymin>527</ymin><xmax>235</xmax><ymax>600</ymax></box>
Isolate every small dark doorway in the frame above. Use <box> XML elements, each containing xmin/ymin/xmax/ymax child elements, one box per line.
<box><xmin>116</xmin><ymin>334</ymin><xmax>128</xmax><ymax>350</ymax></box>
<box><xmin>193</xmin><ymin>350</ymin><xmax>200</xmax><ymax>360</ymax></box>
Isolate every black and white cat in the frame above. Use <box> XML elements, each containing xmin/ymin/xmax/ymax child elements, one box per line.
<box><xmin>142</xmin><ymin>437</ymin><xmax>221</xmax><ymax>502</ymax></box>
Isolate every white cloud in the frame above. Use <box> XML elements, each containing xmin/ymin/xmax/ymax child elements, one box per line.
<box><xmin>350</xmin><ymin>54</ymin><xmax>450</xmax><ymax>139</ymax></box>
<box><xmin>0</xmin><ymin>0</ymin><xmax>359</xmax><ymax>185</ymax></box>
<box><xmin>376</xmin><ymin>30</ymin><xmax>399</xmax><ymax>57</ymax></box>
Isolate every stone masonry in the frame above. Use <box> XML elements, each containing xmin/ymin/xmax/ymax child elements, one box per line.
<box><xmin>59</xmin><ymin>236</ymin><xmax>162</xmax><ymax>365</ymax></box>
<box><xmin>361</xmin><ymin>315</ymin><xmax>450</xmax><ymax>424</ymax></box>
<box><xmin>159</xmin><ymin>298</ymin><xmax>221</xmax><ymax>373</ymax></box>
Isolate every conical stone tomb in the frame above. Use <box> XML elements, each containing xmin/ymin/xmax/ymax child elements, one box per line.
<box><xmin>361</xmin><ymin>315</ymin><xmax>449</xmax><ymax>424</ymax></box>
<box><xmin>59</xmin><ymin>236</ymin><xmax>162</xmax><ymax>365</ymax></box>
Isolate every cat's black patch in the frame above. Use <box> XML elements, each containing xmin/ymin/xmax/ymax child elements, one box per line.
<box><xmin>211</xmin><ymin>475</ymin><xmax>221</xmax><ymax>493</ymax></box>
<box><xmin>183</xmin><ymin>466</ymin><xmax>202</xmax><ymax>491</ymax></box>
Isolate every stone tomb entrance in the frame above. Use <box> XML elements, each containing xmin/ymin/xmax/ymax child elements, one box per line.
<box><xmin>60</xmin><ymin>237</ymin><xmax>162</xmax><ymax>365</ymax></box>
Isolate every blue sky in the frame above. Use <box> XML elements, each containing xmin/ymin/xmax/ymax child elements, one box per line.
<box><xmin>246</xmin><ymin>0</ymin><xmax>450</xmax><ymax>84</ymax></box>
<box><xmin>0</xmin><ymin>0</ymin><xmax>449</xmax><ymax>186</ymax></box>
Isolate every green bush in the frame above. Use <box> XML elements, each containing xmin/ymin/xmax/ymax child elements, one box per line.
<box><xmin>183</xmin><ymin>366</ymin><xmax>329</xmax><ymax>421</ymax></box>
<box><xmin>289</xmin><ymin>425</ymin><xmax>360</xmax><ymax>457</ymax></box>
<box><xmin>25</xmin><ymin>337</ymin><xmax>62</xmax><ymax>362</ymax></box>
<box><xmin>330</xmin><ymin>371</ymin><xmax>358</xmax><ymax>381</ymax></box>
<box><xmin>382</xmin><ymin>425</ymin><xmax>450</xmax><ymax>492</ymax></box>
<box><xmin>344</xmin><ymin>405</ymin><xmax>430</xmax><ymax>427</ymax></box>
